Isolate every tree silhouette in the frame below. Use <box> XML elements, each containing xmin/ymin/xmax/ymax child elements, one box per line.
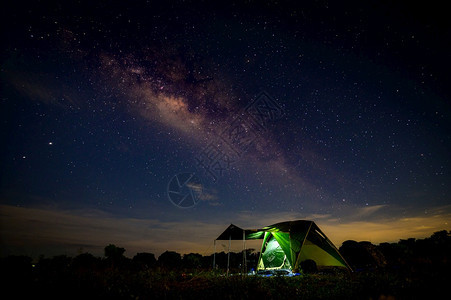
<box><xmin>133</xmin><ymin>252</ymin><xmax>156</xmax><ymax>268</ymax></box>
<box><xmin>72</xmin><ymin>253</ymin><xmax>100</xmax><ymax>270</ymax></box>
<box><xmin>104</xmin><ymin>244</ymin><xmax>126</xmax><ymax>267</ymax></box>
<box><xmin>340</xmin><ymin>240</ymin><xmax>386</xmax><ymax>270</ymax></box>
<box><xmin>158</xmin><ymin>251</ymin><xmax>181</xmax><ymax>269</ymax></box>
<box><xmin>183</xmin><ymin>253</ymin><xmax>202</xmax><ymax>269</ymax></box>
<box><xmin>105</xmin><ymin>244</ymin><xmax>125</xmax><ymax>259</ymax></box>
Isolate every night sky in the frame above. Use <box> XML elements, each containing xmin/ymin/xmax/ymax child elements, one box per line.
<box><xmin>1</xmin><ymin>0</ymin><xmax>450</xmax><ymax>258</ymax></box>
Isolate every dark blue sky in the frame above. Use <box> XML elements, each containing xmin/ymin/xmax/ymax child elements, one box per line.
<box><xmin>1</xmin><ymin>0</ymin><xmax>450</xmax><ymax>257</ymax></box>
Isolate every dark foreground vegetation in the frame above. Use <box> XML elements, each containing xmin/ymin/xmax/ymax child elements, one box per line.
<box><xmin>1</xmin><ymin>230</ymin><xmax>449</xmax><ymax>299</ymax></box>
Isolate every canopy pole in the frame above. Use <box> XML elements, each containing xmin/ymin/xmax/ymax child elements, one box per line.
<box><xmin>242</xmin><ymin>229</ymin><xmax>246</xmax><ymax>275</ymax></box>
<box><xmin>227</xmin><ymin>234</ymin><xmax>231</xmax><ymax>276</ymax></box>
<box><xmin>213</xmin><ymin>240</ymin><xmax>216</xmax><ymax>270</ymax></box>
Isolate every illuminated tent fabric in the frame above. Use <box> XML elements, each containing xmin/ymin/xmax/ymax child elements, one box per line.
<box><xmin>215</xmin><ymin>220</ymin><xmax>351</xmax><ymax>273</ymax></box>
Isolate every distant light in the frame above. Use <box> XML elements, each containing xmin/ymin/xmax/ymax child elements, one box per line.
<box><xmin>49</xmin><ymin>142</ymin><xmax>53</xmax><ymax>145</ymax></box>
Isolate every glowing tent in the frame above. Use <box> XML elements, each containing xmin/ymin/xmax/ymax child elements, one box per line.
<box><xmin>215</xmin><ymin>220</ymin><xmax>351</xmax><ymax>273</ymax></box>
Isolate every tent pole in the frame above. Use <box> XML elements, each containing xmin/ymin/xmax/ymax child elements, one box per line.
<box><xmin>227</xmin><ymin>235</ymin><xmax>231</xmax><ymax>276</ymax></box>
<box><xmin>213</xmin><ymin>240</ymin><xmax>216</xmax><ymax>270</ymax></box>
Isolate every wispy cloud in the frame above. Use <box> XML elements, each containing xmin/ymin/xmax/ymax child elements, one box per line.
<box><xmin>351</xmin><ymin>204</ymin><xmax>388</xmax><ymax>219</ymax></box>
<box><xmin>2</xmin><ymin>67</ymin><xmax>83</xmax><ymax>109</ymax></box>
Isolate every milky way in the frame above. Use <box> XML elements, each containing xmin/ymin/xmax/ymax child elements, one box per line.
<box><xmin>1</xmin><ymin>0</ymin><xmax>450</xmax><ymax>257</ymax></box>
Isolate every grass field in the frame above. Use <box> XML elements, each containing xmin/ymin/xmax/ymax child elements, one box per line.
<box><xmin>3</xmin><ymin>266</ymin><xmax>447</xmax><ymax>299</ymax></box>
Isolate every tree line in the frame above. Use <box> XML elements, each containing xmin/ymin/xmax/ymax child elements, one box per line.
<box><xmin>339</xmin><ymin>230</ymin><xmax>450</xmax><ymax>273</ymax></box>
<box><xmin>1</xmin><ymin>230</ymin><xmax>449</xmax><ymax>276</ymax></box>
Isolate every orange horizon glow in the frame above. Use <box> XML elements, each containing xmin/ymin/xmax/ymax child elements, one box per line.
<box><xmin>1</xmin><ymin>204</ymin><xmax>449</xmax><ymax>258</ymax></box>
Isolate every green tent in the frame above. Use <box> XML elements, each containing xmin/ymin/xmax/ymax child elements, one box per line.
<box><xmin>215</xmin><ymin>220</ymin><xmax>351</xmax><ymax>273</ymax></box>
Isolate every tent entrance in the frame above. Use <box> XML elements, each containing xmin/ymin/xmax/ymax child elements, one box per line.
<box><xmin>258</xmin><ymin>233</ymin><xmax>292</xmax><ymax>270</ymax></box>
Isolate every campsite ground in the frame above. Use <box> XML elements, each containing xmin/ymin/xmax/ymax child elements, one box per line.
<box><xmin>2</xmin><ymin>266</ymin><xmax>447</xmax><ymax>299</ymax></box>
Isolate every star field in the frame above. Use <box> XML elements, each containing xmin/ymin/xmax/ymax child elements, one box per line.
<box><xmin>1</xmin><ymin>0</ymin><xmax>450</xmax><ymax>256</ymax></box>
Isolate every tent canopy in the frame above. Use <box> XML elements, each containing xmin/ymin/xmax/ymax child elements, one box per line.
<box><xmin>216</xmin><ymin>224</ymin><xmax>265</xmax><ymax>240</ymax></box>
<box><xmin>215</xmin><ymin>220</ymin><xmax>351</xmax><ymax>272</ymax></box>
